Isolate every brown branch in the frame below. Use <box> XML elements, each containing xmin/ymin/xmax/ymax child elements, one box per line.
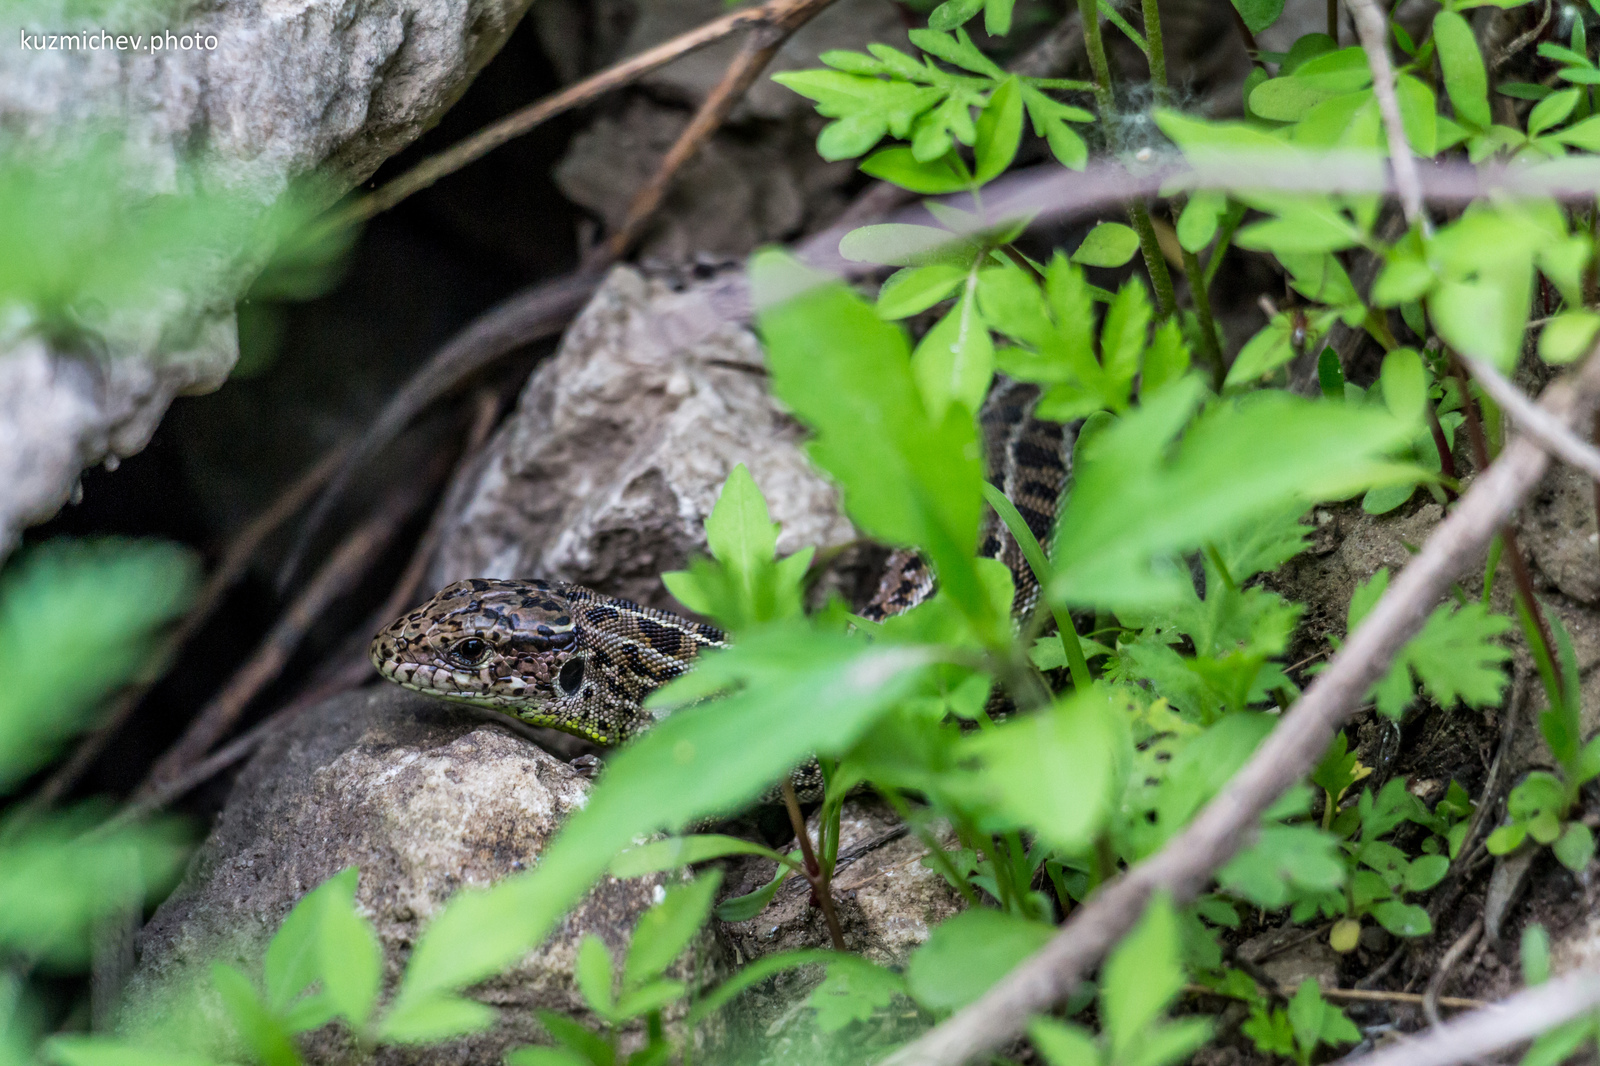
<box><xmin>1461</xmin><ymin>354</ymin><xmax>1600</xmax><ymax>481</ymax></box>
<box><xmin>879</xmin><ymin>345</ymin><xmax>1600</xmax><ymax>1066</ymax></box>
<box><xmin>23</xmin><ymin>444</ymin><xmax>347</xmax><ymax>811</ymax></box>
<box><xmin>279</xmin><ymin>270</ymin><xmax>598</xmax><ymax>590</ymax></box>
<box><xmin>1183</xmin><ymin>984</ymin><xmax>1486</xmax><ymax>1012</ymax></box>
<box><xmin>1452</xmin><ymin>358</ymin><xmax>1560</xmax><ymax>686</ymax></box>
<box><xmin>1424</xmin><ymin>917</ymin><xmax>1484</xmax><ymax>1029</ymax></box>
<box><xmin>1347</xmin><ymin>0</ymin><xmax>1425</xmax><ymax>227</ymax></box>
<box><xmin>137</xmin><ymin>474</ymin><xmax>435</xmax><ymax>798</ymax></box>
<box><xmin>781</xmin><ymin>779</ymin><xmax>847</xmax><ymax>952</ymax></box>
<box><xmin>593</xmin><ymin>0</ymin><xmax>842</xmax><ymax>266</ymax></box>
<box><xmin>333</xmin><ymin>0</ymin><xmax>837</xmax><ymax>227</ymax></box>
<box><xmin>1339</xmin><ymin>970</ymin><xmax>1600</xmax><ymax>1066</ymax></box>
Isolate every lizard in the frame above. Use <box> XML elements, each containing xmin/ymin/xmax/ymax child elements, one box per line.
<box><xmin>369</xmin><ymin>379</ymin><xmax>1071</xmax><ymax>749</ymax></box>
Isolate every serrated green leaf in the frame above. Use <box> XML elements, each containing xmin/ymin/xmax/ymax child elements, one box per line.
<box><xmin>860</xmin><ymin>146</ymin><xmax>970</xmax><ymax>194</ymax></box>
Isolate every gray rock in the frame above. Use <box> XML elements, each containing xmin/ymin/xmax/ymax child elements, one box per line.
<box><xmin>427</xmin><ymin>265</ymin><xmax>856</xmax><ymax>610</ymax></box>
<box><xmin>0</xmin><ymin>0</ymin><xmax>538</xmax><ymax>561</ymax></box>
<box><xmin>554</xmin><ymin>97</ymin><xmax>848</xmax><ymax>262</ymax></box>
<box><xmin>124</xmin><ymin>686</ymin><xmax>710</xmax><ymax>1063</ymax></box>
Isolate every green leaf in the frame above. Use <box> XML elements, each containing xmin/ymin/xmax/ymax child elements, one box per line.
<box><xmin>1379</xmin><ymin>348</ymin><xmax>1427</xmax><ymax>424</ymax></box>
<box><xmin>211</xmin><ymin>964</ymin><xmax>302</xmax><ymax>1066</ymax></box>
<box><xmin>714</xmin><ymin>863</ymin><xmax>796</xmax><ymax>922</ymax></box>
<box><xmin>754</xmin><ymin>250</ymin><xmax>993</xmax><ymax>635</ymax></box>
<box><xmin>985</xmin><ymin>0</ymin><xmax>1017</xmax><ymax>35</ymax></box>
<box><xmin>0</xmin><ymin>537</ymin><xmax>198</xmax><ymax>792</ymax></box>
<box><xmin>1102</xmin><ymin>894</ymin><xmax>1189</xmax><ymax>1061</ymax></box>
<box><xmin>877</xmin><ymin>263</ymin><xmax>968</xmax><ymax>319</ymax></box>
<box><xmin>772</xmin><ymin>71</ymin><xmax>944</xmax><ymax>160</ymax></box>
<box><xmin>1177</xmin><ymin>191</ymin><xmax>1227</xmax><ymax>253</ymax></box>
<box><xmin>388</xmin><ymin>626</ymin><xmax>931</xmax><ymax>1018</ymax></box>
<box><xmin>1235</xmin><ymin>199</ymin><xmax>1361</xmax><ymax>255</ymax></box>
<box><xmin>1350</xmin><ymin>569</ymin><xmax>1513</xmax><ymax>718</ymax></box>
<box><xmin>1231</xmin><ymin>0</ymin><xmax>1284</xmax><ymax>34</ymax></box>
<box><xmin>839</xmin><ymin>223</ymin><xmax>980</xmax><ymax>268</ymax></box>
<box><xmin>1370</xmin><ymin>899</ymin><xmax>1432</xmax><ymax>937</ymax></box>
<box><xmin>1539</xmin><ymin>310</ymin><xmax>1600</xmax><ymax>364</ymax></box>
<box><xmin>316</xmin><ymin>872</ymin><xmax>383</xmax><ymax>1032</ymax></box>
<box><xmin>505</xmin><ymin>1047</ymin><xmax>590</xmax><ymax>1066</ymax></box>
<box><xmin>576</xmin><ymin>934</ymin><xmax>616</xmax><ymax>1018</ymax></box>
<box><xmin>611</xmin><ymin>835</ymin><xmax>789</xmax><ymax>879</ymax></box>
<box><xmin>961</xmin><ymin>685</ymin><xmax>1131</xmax><ymax>852</ymax></box>
<box><xmin>1554</xmin><ymin>822</ymin><xmax>1595</xmax><ymax>871</ymax></box>
<box><xmin>1141</xmin><ymin>320</ymin><xmax>1191</xmax><ymax>397</ymax></box>
<box><xmin>1523</xmin><ymin>923</ymin><xmax>1552</xmax><ymax>985</ymax></box>
<box><xmin>974</xmin><ymin>78</ymin><xmax>1023</xmax><ymax>184</ymax></box>
<box><xmin>1434</xmin><ymin>11</ymin><xmax>1491</xmax><ymax>129</ymax></box>
<box><xmin>264</xmin><ymin>867</ymin><xmax>356</xmax><ymax>1012</ymax></box>
<box><xmin>44</xmin><ymin>1039</ymin><xmax>228</xmax><ymax>1066</ymax></box>
<box><xmin>377</xmin><ymin>985</ymin><xmax>496</xmax><ymax>1037</ymax></box>
<box><xmin>807</xmin><ymin>957</ymin><xmax>906</xmax><ymax>1032</ymax></box>
<box><xmin>1072</xmin><ymin>222</ymin><xmax>1140</xmax><ymax>268</ymax></box>
<box><xmin>928</xmin><ymin>0</ymin><xmax>984</xmax><ymax>30</ymax></box>
<box><xmin>1556</xmin><ymin>114</ymin><xmax>1600</xmax><ymax>150</ymax></box>
<box><xmin>1219</xmin><ymin>825</ymin><xmax>1345</xmax><ymax>908</ymax></box>
<box><xmin>860</xmin><ymin>146</ymin><xmax>970</xmax><ymax>193</ymax></box>
<box><xmin>913</xmin><ymin>290</ymin><xmax>995</xmax><ymax>417</ymax></box>
<box><xmin>1529</xmin><ymin>88</ymin><xmax>1582</xmax><ymax>136</ymax></box>
<box><xmin>623</xmin><ymin>872</ymin><xmax>720</xmax><ymax>988</ymax></box>
<box><xmin>906</xmin><ymin>909</ymin><xmax>1055</xmax><ymax>1011</ymax></box>
<box><xmin>1050</xmin><ymin>383</ymin><xmax>1417</xmax><ymax>609</ymax></box>
<box><xmin>1030</xmin><ymin>1017</ymin><xmax>1102</xmax><ymax>1066</ymax></box>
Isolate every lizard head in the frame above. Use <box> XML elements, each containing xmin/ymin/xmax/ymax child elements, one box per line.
<box><xmin>370</xmin><ymin>577</ymin><xmax>725</xmax><ymax>746</ymax></box>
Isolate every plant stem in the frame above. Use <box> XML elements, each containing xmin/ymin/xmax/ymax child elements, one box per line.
<box><xmin>1202</xmin><ymin>203</ymin><xmax>1247</xmax><ymax>292</ymax></box>
<box><xmin>1452</xmin><ymin>359</ymin><xmax>1563</xmax><ymax>703</ymax></box>
<box><xmin>1074</xmin><ymin>0</ymin><xmax>1176</xmax><ymax>317</ymax></box>
<box><xmin>980</xmin><ymin>482</ymin><xmax>1091</xmax><ymax>691</ymax></box>
<box><xmin>1141</xmin><ymin>0</ymin><xmax>1168</xmax><ymax>103</ymax></box>
<box><xmin>1178</xmin><ymin>232</ymin><xmax>1225</xmax><ymax>390</ymax></box>
<box><xmin>781</xmin><ymin>779</ymin><xmax>847</xmax><ymax>951</ymax></box>
<box><xmin>1592</xmin><ymin>411</ymin><xmax>1600</xmax><ymax>571</ymax></box>
<box><xmin>1426</xmin><ymin>403</ymin><xmax>1460</xmax><ymax>501</ymax></box>
<box><xmin>879</xmin><ymin>788</ymin><xmax>981</xmax><ymax>906</ymax></box>
<box><xmin>1328</xmin><ymin>0</ymin><xmax>1339</xmax><ymax>41</ymax></box>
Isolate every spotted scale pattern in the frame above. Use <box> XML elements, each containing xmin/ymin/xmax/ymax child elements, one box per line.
<box><xmin>371</xmin><ymin>380</ymin><xmax>1070</xmax><ymax>751</ymax></box>
<box><xmin>370</xmin><ymin>577</ymin><xmax>725</xmax><ymax>744</ymax></box>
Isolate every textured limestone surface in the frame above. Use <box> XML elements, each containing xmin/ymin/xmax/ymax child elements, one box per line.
<box><xmin>124</xmin><ymin>685</ymin><xmax>705</xmax><ymax>1063</ymax></box>
<box><xmin>0</xmin><ymin>0</ymin><xmax>537</xmax><ymax>561</ymax></box>
<box><xmin>427</xmin><ymin>264</ymin><xmax>855</xmax><ymax>610</ymax></box>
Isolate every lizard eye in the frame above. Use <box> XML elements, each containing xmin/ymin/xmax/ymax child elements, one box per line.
<box><xmin>557</xmin><ymin>656</ymin><xmax>585</xmax><ymax>696</ymax></box>
<box><xmin>449</xmin><ymin>638</ymin><xmax>491</xmax><ymax>666</ymax></box>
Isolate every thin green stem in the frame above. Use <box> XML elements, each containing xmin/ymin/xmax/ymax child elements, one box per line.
<box><xmin>980</xmin><ymin>482</ymin><xmax>1091</xmax><ymax>691</ymax></box>
<box><xmin>1076</xmin><ymin>0</ymin><xmax>1115</xmax><ymax>118</ymax></box>
<box><xmin>1202</xmin><ymin>203</ymin><xmax>1247</xmax><ymax>292</ymax></box>
<box><xmin>1180</xmin><ymin>241</ymin><xmax>1225</xmax><ymax>390</ymax></box>
<box><xmin>1328</xmin><ymin>0</ymin><xmax>1339</xmax><ymax>41</ymax></box>
<box><xmin>1127</xmin><ymin>201</ymin><xmax>1178</xmax><ymax>319</ymax></box>
<box><xmin>1142</xmin><ymin>0</ymin><xmax>1168</xmax><ymax>103</ymax></box>
<box><xmin>1098</xmin><ymin>0</ymin><xmax>1148</xmax><ymax>54</ymax></box>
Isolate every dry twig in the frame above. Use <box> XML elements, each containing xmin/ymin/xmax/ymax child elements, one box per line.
<box><xmin>280</xmin><ymin>271</ymin><xmax>597</xmax><ymax>589</ymax></box>
<box><xmin>593</xmin><ymin>0</ymin><xmax>842</xmax><ymax>265</ymax></box>
<box><xmin>24</xmin><ymin>445</ymin><xmax>348</xmax><ymax>811</ymax></box>
<box><xmin>138</xmin><ymin>473</ymin><xmax>437</xmax><ymax>798</ymax></box>
<box><xmin>1346</xmin><ymin>0</ymin><xmax>1425</xmax><ymax>227</ymax></box>
<box><xmin>1425</xmin><ymin>918</ymin><xmax>1485</xmax><ymax>1029</ymax></box>
<box><xmin>879</xmin><ymin>346</ymin><xmax>1600</xmax><ymax>1066</ymax></box>
<box><xmin>1461</xmin><ymin>354</ymin><xmax>1600</xmax><ymax>482</ymax></box>
<box><xmin>334</xmin><ymin>0</ymin><xmax>838</xmax><ymax>226</ymax></box>
<box><xmin>1341</xmin><ymin>969</ymin><xmax>1600</xmax><ymax>1066</ymax></box>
